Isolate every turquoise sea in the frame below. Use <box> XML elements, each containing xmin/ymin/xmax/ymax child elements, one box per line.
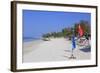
<box><xmin>23</xmin><ymin>37</ymin><xmax>41</xmax><ymax>42</ymax></box>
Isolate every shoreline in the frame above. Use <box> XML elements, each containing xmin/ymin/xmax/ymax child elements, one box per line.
<box><xmin>23</xmin><ymin>39</ymin><xmax>44</xmax><ymax>54</ymax></box>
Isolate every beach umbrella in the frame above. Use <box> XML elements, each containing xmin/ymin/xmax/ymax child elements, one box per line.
<box><xmin>78</xmin><ymin>24</ymin><xmax>84</xmax><ymax>37</ymax></box>
<box><xmin>69</xmin><ymin>29</ymin><xmax>76</xmax><ymax>59</ymax></box>
<box><xmin>72</xmin><ymin>35</ymin><xmax>76</xmax><ymax>49</ymax></box>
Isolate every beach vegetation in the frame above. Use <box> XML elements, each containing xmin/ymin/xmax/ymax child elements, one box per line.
<box><xmin>42</xmin><ymin>20</ymin><xmax>91</xmax><ymax>40</ymax></box>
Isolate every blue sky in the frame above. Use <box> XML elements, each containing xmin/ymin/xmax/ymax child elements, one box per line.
<box><xmin>23</xmin><ymin>10</ymin><xmax>91</xmax><ymax>38</ymax></box>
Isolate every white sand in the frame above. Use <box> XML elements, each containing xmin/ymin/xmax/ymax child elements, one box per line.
<box><xmin>23</xmin><ymin>38</ymin><xmax>91</xmax><ymax>63</ymax></box>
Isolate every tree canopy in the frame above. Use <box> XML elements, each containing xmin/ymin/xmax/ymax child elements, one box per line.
<box><xmin>42</xmin><ymin>20</ymin><xmax>91</xmax><ymax>39</ymax></box>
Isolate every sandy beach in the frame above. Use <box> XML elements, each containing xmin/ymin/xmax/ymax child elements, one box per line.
<box><xmin>23</xmin><ymin>38</ymin><xmax>91</xmax><ymax>63</ymax></box>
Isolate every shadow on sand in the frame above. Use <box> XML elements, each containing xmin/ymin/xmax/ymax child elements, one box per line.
<box><xmin>80</xmin><ymin>46</ymin><xmax>91</xmax><ymax>52</ymax></box>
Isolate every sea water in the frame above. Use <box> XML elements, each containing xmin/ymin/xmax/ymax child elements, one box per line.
<box><xmin>23</xmin><ymin>37</ymin><xmax>41</xmax><ymax>42</ymax></box>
